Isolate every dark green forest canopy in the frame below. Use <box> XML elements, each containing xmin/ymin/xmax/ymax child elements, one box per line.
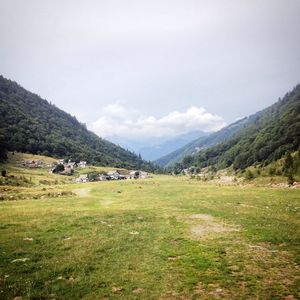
<box><xmin>0</xmin><ymin>75</ymin><xmax>158</xmax><ymax>171</ymax></box>
<box><xmin>172</xmin><ymin>84</ymin><xmax>300</xmax><ymax>171</ymax></box>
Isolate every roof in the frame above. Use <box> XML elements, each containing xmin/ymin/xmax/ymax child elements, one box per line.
<box><xmin>116</xmin><ymin>169</ymin><xmax>129</xmax><ymax>175</ymax></box>
<box><xmin>107</xmin><ymin>170</ymin><xmax>119</xmax><ymax>176</ymax></box>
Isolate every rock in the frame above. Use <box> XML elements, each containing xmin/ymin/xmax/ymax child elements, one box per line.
<box><xmin>129</xmin><ymin>231</ymin><xmax>139</xmax><ymax>235</ymax></box>
<box><xmin>133</xmin><ymin>288</ymin><xmax>144</xmax><ymax>294</ymax></box>
<box><xmin>11</xmin><ymin>258</ymin><xmax>30</xmax><ymax>263</ymax></box>
<box><xmin>167</xmin><ymin>256</ymin><xmax>182</xmax><ymax>261</ymax></box>
<box><xmin>112</xmin><ymin>286</ymin><xmax>123</xmax><ymax>293</ymax></box>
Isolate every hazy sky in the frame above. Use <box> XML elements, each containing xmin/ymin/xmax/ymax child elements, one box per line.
<box><xmin>1</xmin><ymin>0</ymin><xmax>300</xmax><ymax>139</ymax></box>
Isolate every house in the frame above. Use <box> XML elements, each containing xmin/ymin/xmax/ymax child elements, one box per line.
<box><xmin>59</xmin><ymin>166</ymin><xmax>74</xmax><ymax>176</ymax></box>
<box><xmin>117</xmin><ymin>169</ymin><xmax>129</xmax><ymax>176</ymax></box>
<box><xmin>116</xmin><ymin>169</ymin><xmax>130</xmax><ymax>179</ymax></box>
<box><xmin>128</xmin><ymin>170</ymin><xmax>148</xmax><ymax>179</ymax></box>
<box><xmin>107</xmin><ymin>171</ymin><xmax>121</xmax><ymax>180</ymax></box>
<box><xmin>98</xmin><ymin>174</ymin><xmax>110</xmax><ymax>181</ymax></box>
<box><xmin>66</xmin><ymin>162</ymin><xmax>76</xmax><ymax>170</ymax></box>
<box><xmin>78</xmin><ymin>161</ymin><xmax>87</xmax><ymax>168</ymax></box>
<box><xmin>75</xmin><ymin>174</ymin><xmax>89</xmax><ymax>183</ymax></box>
<box><xmin>129</xmin><ymin>171</ymin><xmax>139</xmax><ymax>179</ymax></box>
<box><xmin>140</xmin><ymin>171</ymin><xmax>148</xmax><ymax>179</ymax></box>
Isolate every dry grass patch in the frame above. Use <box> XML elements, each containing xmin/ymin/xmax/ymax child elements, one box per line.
<box><xmin>73</xmin><ymin>187</ymin><xmax>91</xmax><ymax>197</ymax></box>
<box><xmin>183</xmin><ymin>213</ymin><xmax>240</xmax><ymax>240</ymax></box>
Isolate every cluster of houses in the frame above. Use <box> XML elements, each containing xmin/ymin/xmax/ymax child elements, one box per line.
<box><xmin>20</xmin><ymin>160</ymin><xmax>44</xmax><ymax>168</ymax></box>
<box><xmin>20</xmin><ymin>159</ymin><xmax>87</xmax><ymax>174</ymax></box>
<box><xmin>50</xmin><ymin>160</ymin><xmax>87</xmax><ymax>176</ymax></box>
<box><xmin>20</xmin><ymin>158</ymin><xmax>149</xmax><ymax>183</ymax></box>
<box><xmin>75</xmin><ymin>170</ymin><xmax>149</xmax><ymax>183</ymax></box>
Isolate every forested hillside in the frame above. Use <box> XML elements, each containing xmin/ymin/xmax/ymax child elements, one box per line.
<box><xmin>175</xmin><ymin>85</ymin><xmax>300</xmax><ymax>171</ymax></box>
<box><xmin>0</xmin><ymin>75</ymin><xmax>157</xmax><ymax>171</ymax></box>
<box><xmin>155</xmin><ymin>116</ymin><xmax>257</xmax><ymax>167</ymax></box>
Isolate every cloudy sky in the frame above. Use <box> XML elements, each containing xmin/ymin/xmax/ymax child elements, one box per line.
<box><xmin>1</xmin><ymin>0</ymin><xmax>300</xmax><ymax>139</ymax></box>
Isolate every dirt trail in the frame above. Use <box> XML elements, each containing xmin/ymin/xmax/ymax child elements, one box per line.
<box><xmin>73</xmin><ymin>188</ymin><xmax>91</xmax><ymax>197</ymax></box>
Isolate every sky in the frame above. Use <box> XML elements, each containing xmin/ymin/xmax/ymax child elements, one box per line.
<box><xmin>1</xmin><ymin>0</ymin><xmax>300</xmax><ymax>139</ymax></box>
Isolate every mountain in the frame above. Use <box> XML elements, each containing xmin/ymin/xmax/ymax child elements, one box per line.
<box><xmin>155</xmin><ymin>117</ymin><xmax>255</xmax><ymax>167</ymax></box>
<box><xmin>170</xmin><ymin>84</ymin><xmax>300</xmax><ymax>171</ymax></box>
<box><xmin>109</xmin><ymin>131</ymin><xmax>207</xmax><ymax>161</ymax></box>
<box><xmin>139</xmin><ymin>131</ymin><xmax>208</xmax><ymax>161</ymax></box>
<box><xmin>0</xmin><ymin>75</ymin><xmax>157</xmax><ymax>171</ymax></box>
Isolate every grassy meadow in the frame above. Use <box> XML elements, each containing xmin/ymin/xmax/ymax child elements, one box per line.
<box><xmin>0</xmin><ymin>154</ymin><xmax>299</xmax><ymax>299</ymax></box>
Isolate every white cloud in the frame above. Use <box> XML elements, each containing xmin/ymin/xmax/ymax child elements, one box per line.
<box><xmin>90</xmin><ymin>103</ymin><xmax>226</xmax><ymax>139</ymax></box>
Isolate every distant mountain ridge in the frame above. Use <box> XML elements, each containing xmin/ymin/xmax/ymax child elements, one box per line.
<box><xmin>155</xmin><ymin>116</ymin><xmax>257</xmax><ymax>167</ymax></box>
<box><xmin>110</xmin><ymin>130</ymin><xmax>208</xmax><ymax>161</ymax></box>
<box><xmin>0</xmin><ymin>75</ymin><xmax>157</xmax><ymax>171</ymax></box>
<box><xmin>164</xmin><ymin>84</ymin><xmax>300</xmax><ymax>171</ymax></box>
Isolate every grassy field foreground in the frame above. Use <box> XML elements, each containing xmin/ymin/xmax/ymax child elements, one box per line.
<box><xmin>0</xmin><ymin>160</ymin><xmax>300</xmax><ymax>299</ymax></box>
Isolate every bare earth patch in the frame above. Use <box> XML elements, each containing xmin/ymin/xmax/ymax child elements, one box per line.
<box><xmin>101</xmin><ymin>199</ymin><xmax>113</xmax><ymax>206</ymax></box>
<box><xmin>187</xmin><ymin>214</ymin><xmax>239</xmax><ymax>239</ymax></box>
<box><xmin>189</xmin><ymin>213</ymin><xmax>214</xmax><ymax>221</ymax></box>
<box><xmin>73</xmin><ymin>188</ymin><xmax>91</xmax><ymax>197</ymax></box>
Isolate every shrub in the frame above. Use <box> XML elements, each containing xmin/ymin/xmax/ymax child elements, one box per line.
<box><xmin>268</xmin><ymin>167</ymin><xmax>276</xmax><ymax>176</ymax></box>
<box><xmin>287</xmin><ymin>173</ymin><xmax>294</xmax><ymax>186</ymax></box>
<box><xmin>245</xmin><ymin>170</ymin><xmax>254</xmax><ymax>180</ymax></box>
<box><xmin>52</xmin><ymin>164</ymin><xmax>65</xmax><ymax>173</ymax></box>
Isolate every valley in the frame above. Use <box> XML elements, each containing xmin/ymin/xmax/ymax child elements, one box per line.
<box><xmin>0</xmin><ymin>153</ymin><xmax>299</xmax><ymax>299</ymax></box>
<box><xmin>1</xmin><ymin>2</ymin><xmax>300</xmax><ymax>299</ymax></box>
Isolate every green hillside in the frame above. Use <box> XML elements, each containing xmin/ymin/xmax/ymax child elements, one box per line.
<box><xmin>155</xmin><ymin>116</ymin><xmax>259</xmax><ymax>168</ymax></box>
<box><xmin>175</xmin><ymin>84</ymin><xmax>300</xmax><ymax>171</ymax></box>
<box><xmin>0</xmin><ymin>75</ymin><xmax>157</xmax><ymax>171</ymax></box>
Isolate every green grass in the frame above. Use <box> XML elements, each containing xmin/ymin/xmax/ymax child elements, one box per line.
<box><xmin>0</xmin><ymin>155</ymin><xmax>300</xmax><ymax>299</ymax></box>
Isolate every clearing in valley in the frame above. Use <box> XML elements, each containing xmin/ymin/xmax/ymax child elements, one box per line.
<box><xmin>0</xmin><ymin>158</ymin><xmax>299</xmax><ymax>299</ymax></box>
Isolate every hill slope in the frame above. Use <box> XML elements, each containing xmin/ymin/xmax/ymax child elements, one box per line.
<box><xmin>0</xmin><ymin>75</ymin><xmax>156</xmax><ymax>171</ymax></box>
<box><xmin>139</xmin><ymin>131</ymin><xmax>208</xmax><ymax>161</ymax></box>
<box><xmin>175</xmin><ymin>84</ymin><xmax>300</xmax><ymax>171</ymax></box>
<box><xmin>155</xmin><ymin>116</ymin><xmax>257</xmax><ymax>167</ymax></box>
<box><xmin>110</xmin><ymin>130</ymin><xmax>207</xmax><ymax>161</ymax></box>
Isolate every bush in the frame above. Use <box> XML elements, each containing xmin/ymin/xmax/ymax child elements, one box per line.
<box><xmin>245</xmin><ymin>170</ymin><xmax>254</xmax><ymax>180</ymax></box>
<box><xmin>52</xmin><ymin>164</ymin><xmax>64</xmax><ymax>173</ymax></box>
<box><xmin>268</xmin><ymin>167</ymin><xmax>276</xmax><ymax>176</ymax></box>
<box><xmin>287</xmin><ymin>173</ymin><xmax>294</xmax><ymax>186</ymax></box>
<box><xmin>87</xmin><ymin>171</ymin><xmax>99</xmax><ymax>181</ymax></box>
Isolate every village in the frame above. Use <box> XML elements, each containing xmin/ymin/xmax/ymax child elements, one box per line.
<box><xmin>20</xmin><ymin>158</ymin><xmax>149</xmax><ymax>183</ymax></box>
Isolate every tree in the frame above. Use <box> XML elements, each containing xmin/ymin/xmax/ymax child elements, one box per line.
<box><xmin>283</xmin><ymin>153</ymin><xmax>294</xmax><ymax>175</ymax></box>
<box><xmin>52</xmin><ymin>164</ymin><xmax>64</xmax><ymax>173</ymax></box>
